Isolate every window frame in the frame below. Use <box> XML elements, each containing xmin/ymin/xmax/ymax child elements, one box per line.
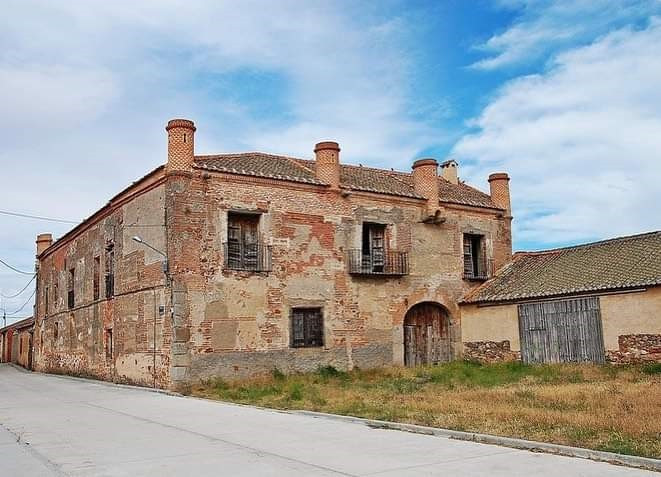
<box><xmin>463</xmin><ymin>233</ymin><xmax>488</xmax><ymax>280</ymax></box>
<box><xmin>290</xmin><ymin>307</ymin><xmax>324</xmax><ymax>348</ymax></box>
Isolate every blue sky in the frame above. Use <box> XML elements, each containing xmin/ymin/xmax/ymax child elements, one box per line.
<box><xmin>1</xmin><ymin>0</ymin><xmax>661</xmax><ymax>322</ymax></box>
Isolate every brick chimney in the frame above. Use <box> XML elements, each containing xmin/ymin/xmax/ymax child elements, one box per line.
<box><xmin>440</xmin><ymin>159</ymin><xmax>458</xmax><ymax>185</ymax></box>
<box><xmin>314</xmin><ymin>141</ymin><xmax>340</xmax><ymax>190</ymax></box>
<box><xmin>36</xmin><ymin>233</ymin><xmax>53</xmax><ymax>256</ymax></box>
<box><xmin>412</xmin><ymin>158</ymin><xmax>440</xmax><ymax>218</ymax></box>
<box><xmin>166</xmin><ymin>119</ymin><xmax>196</xmax><ymax>173</ymax></box>
<box><xmin>488</xmin><ymin>173</ymin><xmax>511</xmax><ymax>217</ymax></box>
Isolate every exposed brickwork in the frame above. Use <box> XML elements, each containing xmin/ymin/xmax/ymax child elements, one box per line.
<box><xmin>33</xmin><ymin>176</ymin><xmax>172</xmax><ymax>388</ymax></box>
<box><xmin>412</xmin><ymin>158</ymin><xmax>439</xmax><ymax>216</ymax></box>
<box><xmin>488</xmin><ymin>173</ymin><xmax>511</xmax><ymax>217</ymax></box>
<box><xmin>34</xmin><ymin>118</ymin><xmax>513</xmax><ymax>389</ymax></box>
<box><xmin>314</xmin><ymin>141</ymin><xmax>340</xmax><ymax>189</ymax></box>
<box><xmin>463</xmin><ymin>340</ymin><xmax>520</xmax><ymax>363</ymax></box>
<box><xmin>166</xmin><ymin>119</ymin><xmax>196</xmax><ymax>173</ymax></box>
<box><xmin>606</xmin><ymin>334</ymin><xmax>661</xmax><ymax>363</ymax></box>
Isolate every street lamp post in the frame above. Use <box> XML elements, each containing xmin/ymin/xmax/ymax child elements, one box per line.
<box><xmin>131</xmin><ymin>236</ymin><xmax>169</xmax><ymax>388</ymax></box>
<box><xmin>132</xmin><ymin>236</ymin><xmax>168</xmax><ymax>275</ymax></box>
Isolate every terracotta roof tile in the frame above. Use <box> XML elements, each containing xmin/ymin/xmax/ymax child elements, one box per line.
<box><xmin>195</xmin><ymin>153</ymin><xmax>499</xmax><ymax>209</ymax></box>
<box><xmin>194</xmin><ymin>153</ymin><xmax>323</xmax><ymax>185</ymax></box>
<box><xmin>463</xmin><ymin>231</ymin><xmax>661</xmax><ymax>303</ymax></box>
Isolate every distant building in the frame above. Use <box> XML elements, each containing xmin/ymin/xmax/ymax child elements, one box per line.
<box><xmin>461</xmin><ymin>231</ymin><xmax>661</xmax><ymax>364</ymax></box>
<box><xmin>32</xmin><ymin>119</ymin><xmax>512</xmax><ymax>389</ymax></box>
<box><xmin>0</xmin><ymin>316</ymin><xmax>35</xmax><ymax>369</ymax></box>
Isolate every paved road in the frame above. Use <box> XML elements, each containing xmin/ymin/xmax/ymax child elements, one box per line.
<box><xmin>0</xmin><ymin>365</ymin><xmax>656</xmax><ymax>476</ymax></box>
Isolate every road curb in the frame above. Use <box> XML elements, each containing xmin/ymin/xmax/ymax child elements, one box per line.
<box><xmin>294</xmin><ymin>410</ymin><xmax>661</xmax><ymax>472</ymax></box>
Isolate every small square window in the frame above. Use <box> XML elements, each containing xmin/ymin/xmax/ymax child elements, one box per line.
<box><xmin>291</xmin><ymin>308</ymin><xmax>324</xmax><ymax>348</ymax></box>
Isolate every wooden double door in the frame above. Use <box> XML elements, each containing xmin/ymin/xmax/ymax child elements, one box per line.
<box><xmin>404</xmin><ymin>302</ymin><xmax>451</xmax><ymax>366</ymax></box>
<box><xmin>518</xmin><ymin>297</ymin><xmax>605</xmax><ymax>364</ymax></box>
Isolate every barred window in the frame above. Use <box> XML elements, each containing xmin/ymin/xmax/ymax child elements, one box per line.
<box><xmin>291</xmin><ymin>308</ymin><xmax>323</xmax><ymax>348</ymax></box>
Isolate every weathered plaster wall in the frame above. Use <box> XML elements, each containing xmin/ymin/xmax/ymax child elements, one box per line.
<box><xmin>461</xmin><ymin>303</ymin><xmax>520</xmax><ymax>354</ymax></box>
<box><xmin>600</xmin><ymin>287</ymin><xmax>661</xmax><ymax>350</ymax></box>
<box><xmin>168</xmin><ymin>171</ymin><xmax>509</xmax><ymax>381</ymax></box>
<box><xmin>34</xmin><ymin>183</ymin><xmax>172</xmax><ymax>387</ymax></box>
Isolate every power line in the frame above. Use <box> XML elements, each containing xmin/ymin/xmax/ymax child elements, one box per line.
<box><xmin>7</xmin><ymin>289</ymin><xmax>36</xmax><ymax>316</ymax></box>
<box><xmin>0</xmin><ymin>209</ymin><xmax>78</xmax><ymax>224</ymax></box>
<box><xmin>0</xmin><ymin>258</ymin><xmax>33</xmax><ymax>275</ymax></box>
<box><xmin>1</xmin><ymin>274</ymin><xmax>36</xmax><ymax>298</ymax></box>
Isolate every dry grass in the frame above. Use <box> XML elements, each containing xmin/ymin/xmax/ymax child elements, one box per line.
<box><xmin>191</xmin><ymin>361</ymin><xmax>661</xmax><ymax>458</ymax></box>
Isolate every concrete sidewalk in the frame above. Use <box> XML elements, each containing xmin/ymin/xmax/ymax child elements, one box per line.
<box><xmin>0</xmin><ymin>365</ymin><xmax>657</xmax><ymax>476</ymax></box>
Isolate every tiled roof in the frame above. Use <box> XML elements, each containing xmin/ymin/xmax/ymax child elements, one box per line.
<box><xmin>194</xmin><ymin>153</ymin><xmax>498</xmax><ymax>209</ymax></box>
<box><xmin>463</xmin><ymin>231</ymin><xmax>661</xmax><ymax>304</ymax></box>
<box><xmin>194</xmin><ymin>153</ymin><xmax>324</xmax><ymax>185</ymax></box>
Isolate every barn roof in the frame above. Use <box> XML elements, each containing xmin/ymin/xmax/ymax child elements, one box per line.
<box><xmin>463</xmin><ymin>231</ymin><xmax>661</xmax><ymax>304</ymax></box>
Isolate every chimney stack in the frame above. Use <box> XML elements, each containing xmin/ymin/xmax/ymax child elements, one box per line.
<box><xmin>412</xmin><ymin>158</ymin><xmax>440</xmax><ymax>218</ymax></box>
<box><xmin>488</xmin><ymin>173</ymin><xmax>511</xmax><ymax>217</ymax></box>
<box><xmin>36</xmin><ymin>233</ymin><xmax>53</xmax><ymax>256</ymax></box>
<box><xmin>166</xmin><ymin>118</ymin><xmax>196</xmax><ymax>173</ymax></box>
<box><xmin>314</xmin><ymin>141</ymin><xmax>341</xmax><ymax>190</ymax></box>
<box><xmin>440</xmin><ymin>159</ymin><xmax>458</xmax><ymax>185</ymax></box>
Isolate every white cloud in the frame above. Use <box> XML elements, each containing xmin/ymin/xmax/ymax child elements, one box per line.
<box><xmin>454</xmin><ymin>18</ymin><xmax>661</xmax><ymax>247</ymax></box>
<box><xmin>0</xmin><ymin>1</ymin><xmax>439</xmax><ymax>315</ymax></box>
<box><xmin>472</xmin><ymin>0</ymin><xmax>661</xmax><ymax>70</ymax></box>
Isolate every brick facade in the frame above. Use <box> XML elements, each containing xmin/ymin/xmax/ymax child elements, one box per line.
<box><xmin>34</xmin><ymin>118</ymin><xmax>512</xmax><ymax>390</ymax></box>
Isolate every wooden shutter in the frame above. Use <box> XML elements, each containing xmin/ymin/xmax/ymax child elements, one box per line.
<box><xmin>306</xmin><ymin>309</ymin><xmax>323</xmax><ymax>347</ymax></box>
<box><xmin>369</xmin><ymin>226</ymin><xmax>385</xmax><ymax>270</ymax></box>
<box><xmin>463</xmin><ymin>235</ymin><xmax>474</xmax><ymax>276</ymax></box>
<box><xmin>228</xmin><ymin>213</ymin><xmax>260</xmax><ymax>269</ymax></box>
<box><xmin>292</xmin><ymin>310</ymin><xmax>306</xmax><ymax>347</ymax></box>
<box><xmin>292</xmin><ymin>308</ymin><xmax>323</xmax><ymax>347</ymax></box>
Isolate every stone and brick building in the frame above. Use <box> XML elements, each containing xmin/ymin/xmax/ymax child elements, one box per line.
<box><xmin>461</xmin><ymin>231</ymin><xmax>661</xmax><ymax>364</ymax></box>
<box><xmin>0</xmin><ymin>316</ymin><xmax>35</xmax><ymax>369</ymax></box>
<box><xmin>33</xmin><ymin>118</ymin><xmax>513</xmax><ymax>389</ymax></box>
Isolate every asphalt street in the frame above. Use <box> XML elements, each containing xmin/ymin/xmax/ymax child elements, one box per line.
<box><xmin>0</xmin><ymin>364</ymin><xmax>656</xmax><ymax>476</ymax></box>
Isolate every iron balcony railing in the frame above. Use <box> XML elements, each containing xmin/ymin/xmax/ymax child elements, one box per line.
<box><xmin>463</xmin><ymin>257</ymin><xmax>494</xmax><ymax>281</ymax></box>
<box><xmin>223</xmin><ymin>242</ymin><xmax>272</xmax><ymax>272</ymax></box>
<box><xmin>347</xmin><ymin>249</ymin><xmax>409</xmax><ymax>276</ymax></box>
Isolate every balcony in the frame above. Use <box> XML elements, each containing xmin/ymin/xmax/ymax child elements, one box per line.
<box><xmin>223</xmin><ymin>242</ymin><xmax>272</xmax><ymax>272</ymax></box>
<box><xmin>348</xmin><ymin>249</ymin><xmax>409</xmax><ymax>276</ymax></box>
<box><xmin>463</xmin><ymin>257</ymin><xmax>494</xmax><ymax>281</ymax></box>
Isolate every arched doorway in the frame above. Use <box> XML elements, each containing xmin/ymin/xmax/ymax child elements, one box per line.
<box><xmin>404</xmin><ymin>302</ymin><xmax>451</xmax><ymax>366</ymax></box>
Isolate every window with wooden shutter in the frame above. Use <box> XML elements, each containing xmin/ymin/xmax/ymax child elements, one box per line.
<box><xmin>105</xmin><ymin>246</ymin><xmax>115</xmax><ymax>298</ymax></box>
<box><xmin>93</xmin><ymin>256</ymin><xmax>100</xmax><ymax>301</ymax></box>
<box><xmin>463</xmin><ymin>234</ymin><xmax>488</xmax><ymax>280</ymax></box>
<box><xmin>362</xmin><ymin>222</ymin><xmax>386</xmax><ymax>273</ymax></box>
<box><xmin>67</xmin><ymin>267</ymin><xmax>75</xmax><ymax>309</ymax></box>
<box><xmin>226</xmin><ymin>212</ymin><xmax>263</xmax><ymax>271</ymax></box>
<box><xmin>291</xmin><ymin>308</ymin><xmax>323</xmax><ymax>348</ymax></box>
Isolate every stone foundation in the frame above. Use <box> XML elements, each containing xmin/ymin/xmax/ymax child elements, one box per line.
<box><xmin>191</xmin><ymin>343</ymin><xmax>393</xmax><ymax>381</ymax></box>
<box><xmin>606</xmin><ymin>334</ymin><xmax>661</xmax><ymax>363</ymax></box>
<box><xmin>463</xmin><ymin>340</ymin><xmax>520</xmax><ymax>363</ymax></box>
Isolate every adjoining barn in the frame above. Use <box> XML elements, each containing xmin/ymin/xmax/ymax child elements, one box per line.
<box><xmin>461</xmin><ymin>231</ymin><xmax>661</xmax><ymax>364</ymax></box>
<box><xmin>0</xmin><ymin>317</ymin><xmax>35</xmax><ymax>369</ymax></box>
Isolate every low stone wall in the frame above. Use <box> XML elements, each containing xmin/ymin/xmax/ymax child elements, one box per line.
<box><xmin>462</xmin><ymin>340</ymin><xmax>520</xmax><ymax>363</ymax></box>
<box><xmin>606</xmin><ymin>334</ymin><xmax>661</xmax><ymax>363</ymax></box>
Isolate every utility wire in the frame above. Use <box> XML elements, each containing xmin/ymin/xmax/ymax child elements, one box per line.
<box><xmin>0</xmin><ymin>209</ymin><xmax>78</xmax><ymax>224</ymax></box>
<box><xmin>0</xmin><ymin>258</ymin><xmax>34</xmax><ymax>275</ymax></box>
<box><xmin>7</xmin><ymin>289</ymin><xmax>36</xmax><ymax>316</ymax></box>
<box><xmin>0</xmin><ymin>274</ymin><xmax>36</xmax><ymax>298</ymax></box>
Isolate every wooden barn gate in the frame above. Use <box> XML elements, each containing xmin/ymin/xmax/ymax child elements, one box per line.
<box><xmin>404</xmin><ymin>302</ymin><xmax>451</xmax><ymax>366</ymax></box>
<box><xmin>518</xmin><ymin>296</ymin><xmax>605</xmax><ymax>364</ymax></box>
